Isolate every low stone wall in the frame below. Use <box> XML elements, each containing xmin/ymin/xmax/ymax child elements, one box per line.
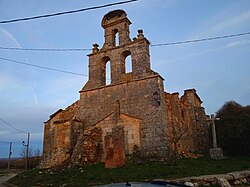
<box><xmin>170</xmin><ymin>170</ymin><xmax>250</xmax><ymax>187</ymax></box>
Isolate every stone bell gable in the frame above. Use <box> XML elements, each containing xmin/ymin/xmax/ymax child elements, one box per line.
<box><xmin>42</xmin><ymin>10</ymin><xmax>210</xmax><ymax>168</ymax></box>
<box><xmin>82</xmin><ymin>9</ymin><xmax>154</xmax><ymax>90</ymax></box>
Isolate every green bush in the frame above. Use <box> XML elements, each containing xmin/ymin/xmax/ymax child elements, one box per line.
<box><xmin>216</xmin><ymin>101</ymin><xmax>250</xmax><ymax>156</ymax></box>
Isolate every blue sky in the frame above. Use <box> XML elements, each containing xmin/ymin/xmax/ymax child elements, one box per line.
<box><xmin>0</xmin><ymin>0</ymin><xmax>250</xmax><ymax>158</ymax></box>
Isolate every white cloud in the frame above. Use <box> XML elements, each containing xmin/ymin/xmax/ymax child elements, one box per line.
<box><xmin>154</xmin><ymin>45</ymin><xmax>227</xmax><ymax>67</ymax></box>
<box><xmin>225</xmin><ymin>39</ymin><xmax>250</xmax><ymax>48</ymax></box>
<box><xmin>193</xmin><ymin>10</ymin><xmax>250</xmax><ymax>38</ymax></box>
<box><xmin>208</xmin><ymin>10</ymin><xmax>250</xmax><ymax>33</ymax></box>
<box><xmin>42</xmin><ymin>76</ymin><xmax>85</xmax><ymax>95</ymax></box>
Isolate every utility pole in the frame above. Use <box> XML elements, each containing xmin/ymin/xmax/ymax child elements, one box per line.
<box><xmin>22</xmin><ymin>132</ymin><xmax>30</xmax><ymax>170</ymax></box>
<box><xmin>206</xmin><ymin>114</ymin><xmax>223</xmax><ymax>159</ymax></box>
<box><xmin>7</xmin><ymin>142</ymin><xmax>12</xmax><ymax>175</ymax></box>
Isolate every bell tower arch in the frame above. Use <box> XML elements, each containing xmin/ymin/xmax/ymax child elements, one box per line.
<box><xmin>101</xmin><ymin>10</ymin><xmax>131</xmax><ymax>48</ymax></box>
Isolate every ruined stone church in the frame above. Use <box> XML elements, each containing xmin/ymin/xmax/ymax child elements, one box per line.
<box><xmin>42</xmin><ymin>10</ymin><xmax>210</xmax><ymax>168</ymax></box>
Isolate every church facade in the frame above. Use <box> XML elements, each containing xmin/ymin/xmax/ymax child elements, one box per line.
<box><xmin>42</xmin><ymin>10</ymin><xmax>210</xmax><ymax>168</ymax></box>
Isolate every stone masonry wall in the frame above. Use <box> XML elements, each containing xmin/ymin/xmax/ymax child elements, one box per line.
<box><xmin>42</xmin><ymin>101</ymin><xmax>84</xmax><ymax>168</ymax></box>
<box><xmin>165</xmin><ymin>89</ymin><xmax>210</xmax><ymax>157</ymax></box>
<box><xmin>94</xmin><ymin>112</ymin><xmax>141</xmax><ymax>155</ymax></box>
<box><xmin>70</xmin><ymin>127</ymin><xmax>103</xmax><ymax>165</ymax></box>
<box><xmin>165</xmin><ymin>92</ymin><xmax>194</xmax><ymax>157</ymax></box>
<box><xmin>70</xmin><ymin>112</ymin><xmax>141</xmax><ymax>168</ymax></box>
<box><xmin>78</xmin><ymin>75</ymin><xmax>168</xmax><ymax>159</ymax></box>
<box><xmin>194</xmin><ymin>107</ymin><xmax>211</xmax><ymax>153</ymax></box>
<box><xmin>170</xmin><ymin>170</ymin><xmax>250</xmax><ymax>187</ymax></box>
<box><xmin>104</xmin><ymin>125</ymin><xmax>126</xmax><ymax>168</ymax></box>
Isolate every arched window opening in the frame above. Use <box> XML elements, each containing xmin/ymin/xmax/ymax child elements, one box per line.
<box><xmin>106</xmin><ymin>60</ymin><xmax>111</xmax><ymax>85</ymax></box>
<box><xmin>113</xmin><ymin>29</ymin><xmax>119</xmax><ymax>47</ymax></box>
<box><xmin>121</xmin><ymin>50</ymin><xmax>132</xmax><ymax>74</ymax></box>
<box><xmin>125</xmin><ymin>55</ymin><xmax>132</xmax><ymax>73</ymax></box>
<box><xmin>101</xmin><ymin>56</ymin><xmax>111</xmax><ymax>85</ymax></box>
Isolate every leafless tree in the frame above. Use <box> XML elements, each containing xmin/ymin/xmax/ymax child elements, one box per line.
<box><xmin>20</xmin><ymin>147</ymin><xmax>33</xmax><ymax>158</ymax></box>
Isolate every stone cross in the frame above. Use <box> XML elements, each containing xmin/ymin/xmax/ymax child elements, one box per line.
<box><xmin>206</xmin><ymin>114</ymin><xmax>223</xmax><ymax>159</ymax></box>
<box><xmin>207</xmin><ymin>114</ymin><xmax>220</xmax><ymax>148</ymax></box>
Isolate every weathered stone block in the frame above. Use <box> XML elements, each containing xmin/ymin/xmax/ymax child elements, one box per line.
<box><xmin>210</xmin><ymin>148</ymin><xmax>223</xmax><ymax>160</ymax></box>
<box><xmin>216</xmin><ymin>177</ymin><xmax>231</xmax><ymax>187</ymax></box>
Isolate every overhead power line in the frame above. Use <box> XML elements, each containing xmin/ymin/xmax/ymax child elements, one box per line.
<box><xmin>0</xmin><ymin>47</ymin><xmax>91</xmax><ymax>52</ymax></box>
<box><xmin>0</xmin><ymin>31</ymin><xmax>249</xmax><ymax>52</ymax></box>
<box><xmin>151</xmin><ymin>31</ymin><xmax>250</xmax><ymax>47</ymax></box>
<box><xmin>0</xmin><ymin>57</ymin><xmax>88</xmax><ymax>77</ymax></box>
<box><xmin>0</xmin><ymin>31</ymin><xmax>249</xmax><ymax>78</ymax></box>
<box><xmin>0</xmin><ymin>0</ymin><xmax>138</xmax><ymax>24</ymax></box>
<box><xmin>0</xmin><ymin>118</ymin><xmax>27</xmax><ymax>134</ymax></box>
<box><xmin>0</xmin><ymin>56</ymin><xmax>111</xmax><ymax>80</ymax></box>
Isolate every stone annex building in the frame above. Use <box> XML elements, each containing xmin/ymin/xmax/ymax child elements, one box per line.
<box><xmin>42</xmin><ymin>10</ymin><xmax>210</xmax><ymax>168</ymax></box>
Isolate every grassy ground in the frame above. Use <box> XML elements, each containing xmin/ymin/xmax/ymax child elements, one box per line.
<box><xmin>8</xmin><ymin>156</ymin><xmax>250</xmax><ymax>187</ymax></box>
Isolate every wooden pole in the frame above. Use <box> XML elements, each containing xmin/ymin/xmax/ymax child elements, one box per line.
<box><xmin>25</xmin><ymin>132</ymin><xmax>30</xmax><ymax>170</ymax></box>
<box><xmin>7</xmin><ymin>142</ymin><xmax>12</xmax><ymax>175</ymax></box>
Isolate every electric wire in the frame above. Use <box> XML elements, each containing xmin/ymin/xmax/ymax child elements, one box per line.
<box><xmin>0</xmin><ymin>56</ymin><xmax>111</xmax><ymax>80</ymax></box>
<box><xmin>0</xmin><ymin>118</ymin><xmax>27</xmax><ymax>134</ymax></box>
<box><xmin>0</xmin><ymin>31</ymin><xmax>249</xmax><ymax>79</ymax></box>
<box><xmin>150</xmin><ymin>31</ymin><xmax>250</xmax><ymax>46</ymax></box>
<box><xmin>0</xmin><ymin>0</ymin><xmax>139</xmax><ymax>24</ymax></box>
<box><xmin>0</xmin><ymin>31</ymin><xmax>249</xmax><ymax>52</ymax></box>
<box><xmin>0</xmin><ymin>47</ymin><xmax>91</xmax><ymax>52</ymax></box>
<box><xmin>0</xmin><ymin>57</ymin><xmax>88</xmax><ymax>77</ymax></box>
